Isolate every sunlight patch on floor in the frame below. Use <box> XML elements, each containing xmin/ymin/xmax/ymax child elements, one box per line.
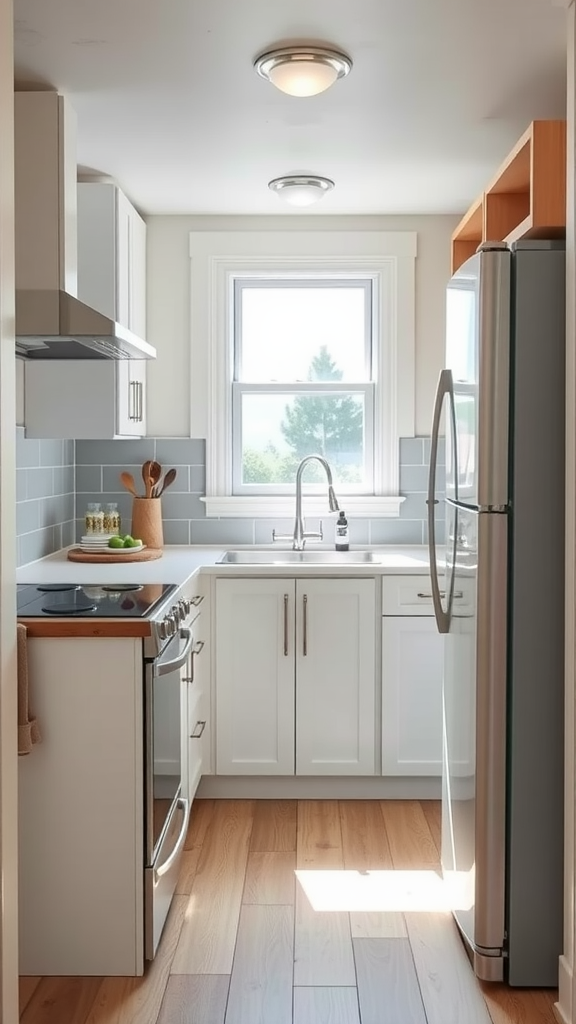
<box><xmin>295</xmin><ymin>868</ymin><xmax>475</xmax><ymax>912</ymax></box>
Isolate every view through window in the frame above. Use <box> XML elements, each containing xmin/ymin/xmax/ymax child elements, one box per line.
<box><xmin>232</xmin><ymin>279</ymin><xmax>375</xmax><ymax>494</ymax></box>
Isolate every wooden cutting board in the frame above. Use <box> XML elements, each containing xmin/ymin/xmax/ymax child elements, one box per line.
<box><xmin>67</xmin><ymin>547</ymin><xmax>163</xmax><ymax>563</ymax></box>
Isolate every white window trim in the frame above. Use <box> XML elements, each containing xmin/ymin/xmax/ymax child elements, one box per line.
<box><xmin>189</xmin><ymin>230</ymin><xmax>417</xmax><ymax>518</ymax></box>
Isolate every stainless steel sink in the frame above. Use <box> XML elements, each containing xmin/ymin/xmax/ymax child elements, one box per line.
<box><xmin>218</xmin><ymin>549</ymin><xmax>379</xmax><ymax>564</ymax></box>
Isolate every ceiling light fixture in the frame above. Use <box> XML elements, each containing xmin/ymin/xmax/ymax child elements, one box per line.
<box><xmin>254</xmin><ymin>46</ymin><xmax>352</xmax><ymax>97</ymax></box>
<box><xmin>268</xmin><ymin>175</ymin><xmax>335</xmax><ymax>207</ymax></box>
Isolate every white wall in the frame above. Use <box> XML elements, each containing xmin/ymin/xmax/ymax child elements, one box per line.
<box><xmin>146</xmin><ymin>214</ymin><xmax>458</xmax><ymax>438</ymax></box>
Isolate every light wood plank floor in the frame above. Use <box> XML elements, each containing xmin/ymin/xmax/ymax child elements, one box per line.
<box><xmin>19</xmin><ymin>799</ymin><xmax>559</xmax><ymax>1024</ymax></box>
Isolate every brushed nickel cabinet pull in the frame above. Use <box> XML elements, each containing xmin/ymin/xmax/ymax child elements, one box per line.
<box><xmin>192</xmin><ymin>640</ymin><xmax>204</xmax><ymax>656</ymax></box>
<box><xmin>303</xmin><ymin>593</ymin><xmax>308</xmax><ymax>656</ymax></box>
<box><xmin>283</xmin><ymin>594</ymin><xmax>289</xmax><ymax>656</ymax></box>
<box><xmin>417</xmin><ymin>590</ymin><xmax>463</xmax><ymax>600</ymax></box>
<box><xmin>190</xmin><ymin>720</ymin><xmax>206</xmax><ymax>739</ymax></box>
<box><xmin>128</xmin><ymin>379</ymin><xmax>138</xmax><ymax>421</ymax></box>
<box><xmin>191</xmin><ymin>595</ymin><xmax>204</xmax><ymax>606</ymax></box>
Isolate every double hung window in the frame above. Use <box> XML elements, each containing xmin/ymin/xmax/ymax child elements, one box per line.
<box><xmin>192</xmin><ymin>231</ymin><xmax>417</xmax><ymax>517</ymax></box>
<box><xmin>232</xmin><ymin>278</ymin><xmax>374</xmax><ymax>496</ymax></box>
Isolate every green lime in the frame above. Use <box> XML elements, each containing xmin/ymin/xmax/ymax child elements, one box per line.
<box><xmin>108</xmin><ymin>536</ymin><xmax>124</xmax><ymax>549</ymax></box>
<box><xmin>123</xmin><ymin>535</ymin><xmax>135</xmax><ymax>548</ymax></box>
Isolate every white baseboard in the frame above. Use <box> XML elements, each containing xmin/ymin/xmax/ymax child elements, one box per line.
<box><xmin>556</xmin><ymin>955</ymin><xmax>573</xmax><ymax>1024</ymax></box>
<box><xmin>196</xmin><ymin>775</ymin><xmax>442</xmax><ymax>799</ymax></box>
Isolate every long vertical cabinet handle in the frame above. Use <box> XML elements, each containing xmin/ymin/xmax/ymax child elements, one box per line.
<box><xmin>128</xmin><ymin>379</ymin><xmax>136</xmax><ymax>421</ymax></box>
<box><xmin>303</xmin><ymin>594</ymin><xmax>308</xmax><ymax>656</ymax></box>
<box><xmin>283</xmin><ymin>594</ymin><xmax>289</xmax><ymax>656</ymax></box>
<box><xmin>137</xmin><ymin>380</ymin><xmax>144</xmax><ymax>423</ymax></box>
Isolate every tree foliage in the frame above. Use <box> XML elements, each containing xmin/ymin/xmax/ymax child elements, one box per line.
<box><xmin>242</xmin><ymin>347</ymin><xmax>363</xmax><ymax>485</ymax></box>
<box><xmin>280</xmin><ymin>345</ymin><xmax>363</xmax><ymax>463</ymax></box>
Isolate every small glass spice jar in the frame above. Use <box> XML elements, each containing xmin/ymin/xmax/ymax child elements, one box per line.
<box><xmin>103</xmin><ymin>502</ymin><xmax>121</xmax><ymax>535</ymax></box>
<box><xmin>84</xmin><ymin>502</ymin><xmax>104</xmax><ymax>534</ymax></box>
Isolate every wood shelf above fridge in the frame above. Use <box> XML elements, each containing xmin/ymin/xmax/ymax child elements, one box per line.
<box><xmin>451</xmin><ymin>120</ymin><xmax>566</xmax><ymax>274</ymax></box>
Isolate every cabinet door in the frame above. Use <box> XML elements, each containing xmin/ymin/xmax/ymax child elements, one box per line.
<box><xmin>116</xmin><ymin>188</ymin><xmax>147</xmax><ymax>337</ymax></box>
<box><xmin>215</xmin><ymin>579</ymin><xmax>295</xmax><ymax>775</ymax></box>
<box><xmin>381</xmin><ymin>617</ymin><xmax>443</xmax><ymax>776</ymax></box>
<box><xmin>296</xmin><ymin>578</ymin><xmax>376</xmax><ymax>776</ymax></box>
<box><xmin>78</xmin><ymin>182</ymin><xmax>147</xmax><ymax>336</ymax></box>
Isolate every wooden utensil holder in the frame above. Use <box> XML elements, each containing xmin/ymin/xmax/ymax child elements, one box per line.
<box><xmin>131</xmin><ymin>497</ymin><xmax>164</xmax><ymax>549</ymax></box>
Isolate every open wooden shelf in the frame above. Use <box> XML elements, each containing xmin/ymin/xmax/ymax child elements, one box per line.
<box><xmin>451</xmin><ymin>120</ymin><xmax>566</xmax><ymax>273</ymax></box>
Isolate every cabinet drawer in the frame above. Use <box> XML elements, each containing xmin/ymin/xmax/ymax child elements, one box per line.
<box><xmin>382</xmin><ymin>575</ymin><xmax>474</xmax><ymax>615</ymax></box>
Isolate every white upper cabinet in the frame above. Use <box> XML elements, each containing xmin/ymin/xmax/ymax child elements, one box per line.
<box><xmin>25</xmin><ymin>183</ymin><xmax>148</xmax><ymax>439</ymax></box>
<box><xmin>77</xmin><ymin>182</ymin><xmax>146</xmax><ymax>340</ymax></box>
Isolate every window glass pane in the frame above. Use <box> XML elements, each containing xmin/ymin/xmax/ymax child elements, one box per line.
<box><xmin>238</xmin><ymin>286</ymin><xmax>368</xmax><ymax>382</ymax></box>
<box><xmin>240</xmin><ymin>392</ymin><xmax>366</xmax><ymax>486</ymax></box>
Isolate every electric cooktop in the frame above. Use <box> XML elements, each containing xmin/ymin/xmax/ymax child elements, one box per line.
<box><xmin>16</xmin><ymin>583</ymin><xmax>177</xmax><ymax>619</ymax></box>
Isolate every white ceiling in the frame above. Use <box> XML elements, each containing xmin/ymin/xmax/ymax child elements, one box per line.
<box><xmin>13</xmin><ymin>0</ymin><xmax>568</xmax><ymax>217</ymax></box>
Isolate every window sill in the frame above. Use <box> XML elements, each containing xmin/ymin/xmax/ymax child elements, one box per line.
<box><xmin>202</xmin><ymin>496</ymin><xmax>406</xmax><ymax>518</ymax></box>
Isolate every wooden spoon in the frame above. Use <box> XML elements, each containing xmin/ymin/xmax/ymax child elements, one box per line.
<box><xmin>149</xmin><ymin>460</ymin><xmax>162</xmax><ymax>497</ymax></box>
<box><xmin>141</xmin><ymin>459</ymin><xmax>152</xmax><ymax>498</ymax></box>
<box><xmin>156</xmin><ymin>467</ymin><xmax>177</xmax><ymax>496</ymax></box>
<box><xmin>120</xmin><ymin>471</ymin><xmax>139</xmax><ymax>497</ymax></box>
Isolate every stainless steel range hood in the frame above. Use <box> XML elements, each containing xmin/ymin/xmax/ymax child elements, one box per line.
<box><xmin>15</xmin><ymin>92</ymin><xmax>156</xmax><ymax>360</ymax></box>
<box><xmin>15</xmin><ymin>290</ymin><xmax>157</xmax><ymax>360</ymax></box>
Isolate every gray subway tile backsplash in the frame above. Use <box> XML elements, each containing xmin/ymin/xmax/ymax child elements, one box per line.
<box><xmin>155</xmin><ymin>438</ymin><xmax>205</xmax><ymax>465</ymax></box>
<box><xmin>16</xmin><ymin>427</ymin><xmax>76</xmax><ymax>567</ymax></box>
<box><xmin>189</xmin><ymin>518</ymin><xmax>256</xmax><ymax>546</ymax></box>
<box><xmin>399</xmin><ymin>464</ymin><xmax>430</xmax><ymax>493</ymax></box>
<box><xmin>75</xmin><ymin>464</ymin><xmax>103</xmax><ymax>493</ymax></box>
<box><xmin>399</xmin><ymin>437</ymin><xmax>424</xmax><ymax>465</ymax></box>
<box><xmin>75</xmin><ymin>439</ymin><xmax>155</xmax><ymax>466</ymax></box>
<box><xmin>17</xmin><ymin>430</ymin><xmax>441</xmax><ymax>563</ymax></box>
<box><xmin>162</xmin><ymin>520</ymin><xmax>191</xmax><ymax>545</ymax></box>
<box><xmin>160</xmin><ymin>491</ymin><xmax>206</xmax><ymax>521</ymax></box>
<box><xmin>27</xmin><ymin>467</ymin><xmax>54</xmax><ymax>500</ymax></box>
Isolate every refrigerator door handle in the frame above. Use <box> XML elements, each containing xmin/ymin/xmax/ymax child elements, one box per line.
<box><xmin>427</xmin><ymin>368</ymin><xmax>457</xmax><ymax>634</ymax></box>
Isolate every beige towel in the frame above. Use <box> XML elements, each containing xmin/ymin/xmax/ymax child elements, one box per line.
<box><xmin>17</xmin><ymin>623</ymin><xmax>41</xmax><ymax>755</ymax></box>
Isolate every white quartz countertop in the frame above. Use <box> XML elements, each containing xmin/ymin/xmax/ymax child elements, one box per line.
<box><xmin>16</xmin><ymin>544</ymin><xmax>435</xmax><ymax>587</ymax></box>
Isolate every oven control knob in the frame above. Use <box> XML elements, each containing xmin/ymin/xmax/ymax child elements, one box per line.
<box><xmin>178</xmin><ymin>598</ymin><xmax>190</xmax><ymax>619</ymax></box>
<box><xmin>171</xmin><ymin>603</ymin><xmax>184</xmax><ymax>624</ymax></box>
<box><xmin>158</xmin><ymin>620</ymin><xmax>168</xmax><ymax>640</ymax></box>
<box><xmin>163</xmin><ymin>613</ymin><xmax>177</xmax><ymax>636</ymax></box>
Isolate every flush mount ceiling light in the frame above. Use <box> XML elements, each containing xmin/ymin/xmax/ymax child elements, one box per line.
<box><xmin>268</xmin><ymin>175</ymin><xmax>335</xmax><ymax>207</ymax></box>
<box><xmin>254</xmin><ymin>46</ymin><xmax>352</xmax><ymax>97</ymax></box>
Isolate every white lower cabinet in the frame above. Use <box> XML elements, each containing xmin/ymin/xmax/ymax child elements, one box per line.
<box><xmin>381</xmin><ymin>575</ymin><xmax>444</xmax><ymax>776</ymax></box>
<box><xmin>215</xmin><ymin>578</ymin><xmax>296</xmax><ymax>775</ymax></box>
<box><xmin>19</xmin><ymin>637</ymin><xmax>145</xmax><ymax>976</ymax></box>
<box><xmin>381</xmin><ymin>616</ymin><xmax>443</xmax><ymax>775</ymax></box>
<box><xmin>215</xmin><ymin>577</ymin><xmax>376</xmax><ymax>776</ymax></box>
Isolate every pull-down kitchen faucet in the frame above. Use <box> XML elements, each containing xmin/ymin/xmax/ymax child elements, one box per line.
<box><xmin>272</xmin><ymin>455</ymin><xmax>340</xmax><ymax>551</ymax></box>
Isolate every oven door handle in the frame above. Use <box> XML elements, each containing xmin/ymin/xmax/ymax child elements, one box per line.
<box><xmin>155</xmin><ymin>628</ymin><xmax>194</xmax><ymax>677</ymax></box>
<box><xmin>154</xmin><ymin>797</ymin><xmax>190</xmax><ymax>882</ymax></box>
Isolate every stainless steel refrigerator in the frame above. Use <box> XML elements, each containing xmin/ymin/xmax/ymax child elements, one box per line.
<box><xmin>427</xmin><ymin>239</ymin><xmax>565</xmax><ymax>986</ymax></box>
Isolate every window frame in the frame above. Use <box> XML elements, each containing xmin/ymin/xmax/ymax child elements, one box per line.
<box><xmin>189</xmin><ymin>230</ymin><xmax>417</xmax><ymax>518</ymax></box>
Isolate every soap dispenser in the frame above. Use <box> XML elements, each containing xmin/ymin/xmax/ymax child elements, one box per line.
<box><xmin>335</xmin><ymin>510</ymin><xmax>349</xmax><ymax>551</ymax></box>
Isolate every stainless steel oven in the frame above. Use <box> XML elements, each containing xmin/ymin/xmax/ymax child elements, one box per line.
<box><xmin>143</xmin><ymin>598</ymin><xmax>197</xmax><ymax>960</ymax></box>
